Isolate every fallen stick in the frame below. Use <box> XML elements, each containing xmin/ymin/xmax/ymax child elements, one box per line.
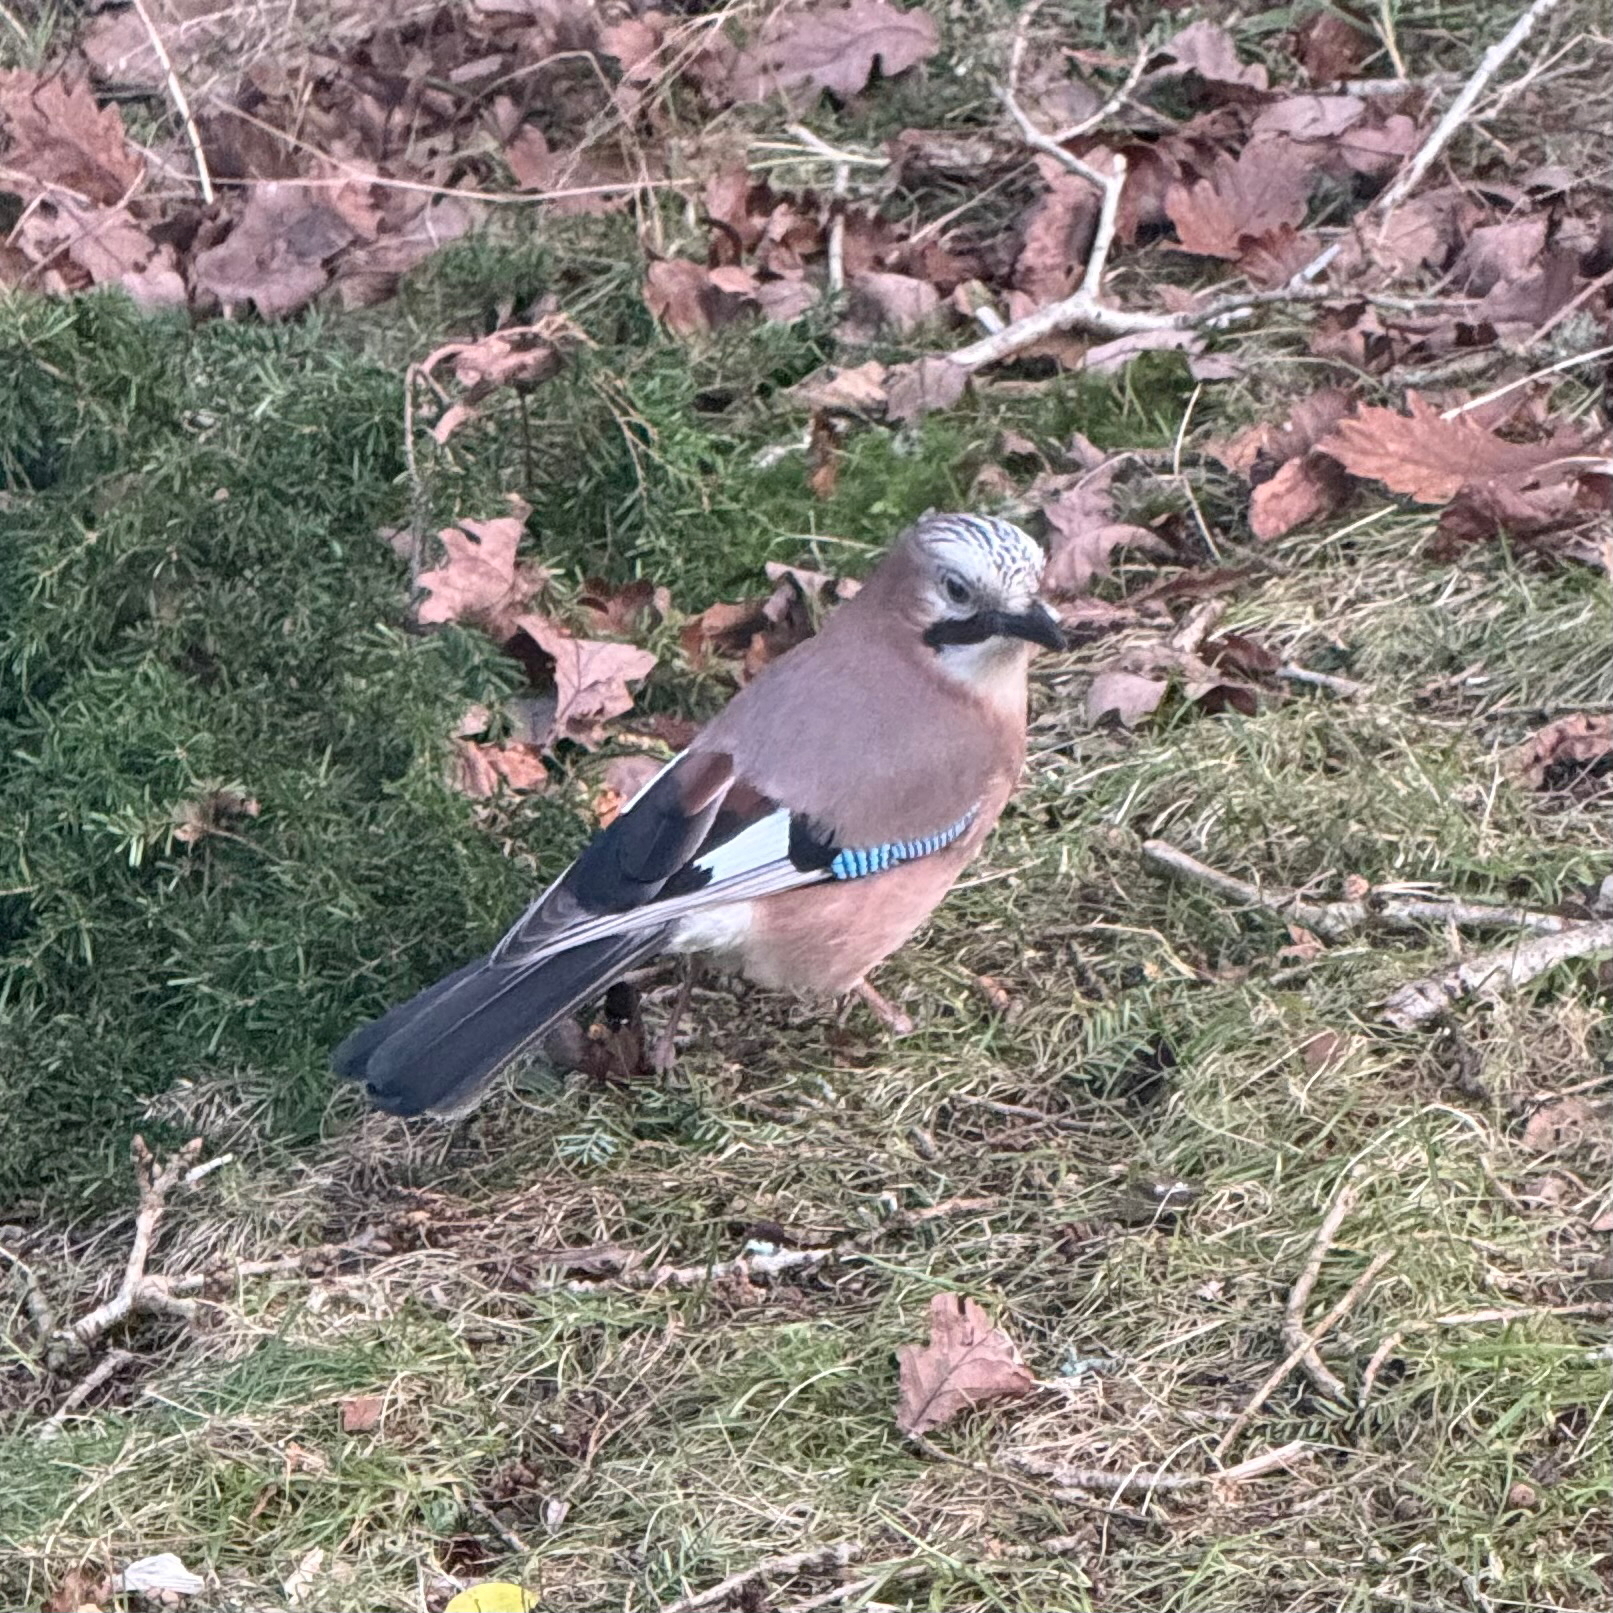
<box><xmin>1380</xmin><ymin>918</ymin><xmax>1613</xmax><ymax>1030</ymax></box>
<box><xmin>1215</xmin><ymin>1249</ymin><xmax>1394</xmax><ymax>1457</ymax></box>
<box><xmin>659</xmin><ymin>1543</ymin><xmax>861</xmax><ymax>1613</ymax></box>
<box><xmin>129</xmin><ymin>0</ymin><xmax>213</xmax><ymax>204</ymax></box>
<box><xmin>35</xmin><ymin>1348</ymin><xmax>135</xmax><ymax>1443</ymax></box>
<box><xmin>1280</xmin><ymin>1179</ymin><xmax>1364</xmax><ymax>1404</ymax></box>
<box><xmin>1140</xmin><ymin>839</ymin><xmax>1571</xmax><ymax>943</ymax></box>
<box><xmin>1374</xmin><ymin>0</ymin><xmax>1569</xmax><ymax>223</ymax></box>
<box><xmin>50</xmin><ymin>1137</ymin><xmax>204</xmax><ymax>1362</ymax></box>
<box><xmin>1018</xmin><ymin>1438</ymin><xmax>1308</xmax><ymax>1497</ymax></box>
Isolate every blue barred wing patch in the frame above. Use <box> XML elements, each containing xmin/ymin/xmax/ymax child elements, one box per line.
<box><xmin>829</xmin><ymin>805</ymin><xmax>979</xmax><ymax>881</ymax></box>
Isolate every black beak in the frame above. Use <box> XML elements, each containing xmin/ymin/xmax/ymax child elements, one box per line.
<box><xmin>995</xmin><ymin>601</ymin><xmax>1065</xmax><ymax>651</ymax></box>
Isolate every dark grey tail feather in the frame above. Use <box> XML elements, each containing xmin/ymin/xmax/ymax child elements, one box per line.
<box><xmin>334</xmin><ymin>929</ymin><xmax>669</xmax><ymax>1117</ymax></box>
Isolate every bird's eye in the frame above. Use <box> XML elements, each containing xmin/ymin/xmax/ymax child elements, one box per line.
<box><xmin>942</xmin><ymin>574</ymin><xmax>971</xmax><ymax>606</ymax></box>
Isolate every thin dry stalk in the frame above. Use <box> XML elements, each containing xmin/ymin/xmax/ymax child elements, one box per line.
<box><xmin>1279</xmin><ymin>1178</ymin><xmax>1364</xmax><ymax>1404</ymax></box>
<box><xmin>1140</xmin><ymin>839</ymin><xmax>1571</xmax><ymax>943</ymax></box>
<box><xmin>1374</xmin><ymin>0</ymin><xmax>1569</xmax><ymax>223</ymax></box>
<box><xmin>1018</xmin><ymin>1438</ymin><xmax>1308</xmax><ymax>1496</ymax></box>
<box><xmin>130</xmin><ymin>0</ymin><xmax>214</xmax><ymax>204</ymax></box>
<box><xmin>1361</xmin><ymin>1301</ymin><xmax>1612</xmax><ymax>1404</ymax></box>
<box><xmin>1215</xmin><ymin>1249</ymin><xmax>1394</xmax><ymax>1456</ymax></box>
<box><xmin>659</xmin><ymin>1543</ymin><xmax>861</xmax><ymax>1613</ymax></box>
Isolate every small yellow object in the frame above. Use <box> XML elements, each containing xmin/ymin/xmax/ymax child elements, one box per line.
<box><xmin>445</xmin><ymin>1583</ymin><xmax>537</xmax><ymax>1612</ymax></box>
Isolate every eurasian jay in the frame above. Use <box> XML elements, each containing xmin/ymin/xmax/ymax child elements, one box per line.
<box><xmin>335</xmin><ymin>512</ymin><xmax>1062</xmax><ymax>1116</ymax></box>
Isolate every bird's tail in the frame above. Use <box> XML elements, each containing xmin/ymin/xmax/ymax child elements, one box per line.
<box><xmin>333</xmin><ymin>929</ymin><xmax>669</xmax><ymax>1117</ymax></box>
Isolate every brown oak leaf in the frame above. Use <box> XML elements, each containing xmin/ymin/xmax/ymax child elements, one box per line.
<box><xmin>515</xmin><ymin>615</ymin><xmax>658</xmax><ymax>748</ymax></box>
<box><xmin>728</xmin><ymin>0</ymin><xmax>940</xmax><ymax>105</ymax></box>
<box><xmin>415</xmin><ymin>500</ymin><xmax>552</xmax><ymax>642</ymax></box>
<box><xmin>1165</xmin><ymin>143</ymin><xmax>1312</xmax><ymax>260</ymax></box>
<box><xmin>643</xmin><ymin>257</ymin><xmax>757</xmax><ymax>333</ymax></box>
<box><xmin>340</xmin><ymin>1395</ymin><xmax>384</xmax><ymax>1433</ymax></box>
<box><xmin>895</xmin><ymin>1293</ymin><xmax>1035</xmax><ymax>1436</ymax></box>
<box><xmin>1249</xmin><ymin>453</ymin><xmax>1350</xmax><ymax>539</ymax></box>
<box><xmin>1316</xmin><ymin>393</ymin><xmax>1591</xmax><ymax>504</ymax></box>
<box><xmin>1151</xmin><ymin>21</ymin><xmax>1270</xmax><ymax>95</ymax></box>
<box><xmin>452</xmin><ymin>739</ymin><xmax>550</xmax><ymax>798</ymax></box>
<box><xmin>0</xmin><ymin>71</ymin><xmax>144</xmax><ymax>204</ymax></box>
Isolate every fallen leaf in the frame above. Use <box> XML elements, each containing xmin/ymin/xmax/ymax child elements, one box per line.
<box><xmin>577</xmin><ymin>577</ymin><xmax>671</xmax><ymax>637</ymax></box>
<box><xmin>1509</xmin><ymin>714</ymin><xmax>1613</xmax><ymax>790</ymax></box>
<box><xmin>1084</xmin><ymin>327</ymin><xmax>1204</xmax><ymax>374</ymax></box>
<box><xmin>846</xmin><ymin>269</ymin><xmax>941</xmax><ymax>335</ymax></box>
<box><xmin>1086</xmin><ymin>670</ymin><xmax>1168</xmax><ymax>727</ymax></box>
<box><xmin>1453</xmin><ymin>217</ymin><xmax>1548</xmax><ymax>295</ymax></box>
<box><xmin>450</xmin><ymin>328</ymin><xmax>567</xmax><ymax>392</ymax></box>
<box><xmin>895</xmin><ymin>1292</ymin><xmax>1036</xmax><ymax>1436</ymax></box>
<box><xmin>1521</xmin><ymin>1097</ymin><xmax>1609</xmax><ymax>1155</ymax></box>
<box><xmin>1250</xmin><ymin>95</ymin><xmax>1365</xmax><ymax>143</ymax></box>
<box><xmin>1151</xmin><ymin>21</ymin><xmax>1270</xmax><ymax>96</ymax></box>
<box><xmin>593</xmin><ymin>754</ymin><xmax>664</xmax><ymax>827</ymax></box>
<box><xmin>339</xmin><ymin>1394</ymin><xmax>384</xmax><ymax>1433</ymax></box>
<box><xmin>1299</xmin><ymin>1030</ymin><xmax>1345</xmax><ymax>1073</ymax></box>
<box><xmin>1317</xmin><ymin>393</ymin><xmax>1593</xmax><ymax>503</ymax></box>
<box><xmin>1014</xmin><ymin>162</ymin><xmax>1100</xmax><ymax>305</ymax></box>
<box><xmin>728</xmin><ymin>0</ymin><xmax>940</xmax><ymax>105</ymax></box>
<box><xmin>43</xmin><ymin>1564</ymin><xmax>109</xmax><ymax>1613</ymax></box>
<box><xmin>0</xmin><ymin>71</ymin><xmax>144</xmax><ymax>204</ymax></box>
<box><xmin>192</xmin><ymin>183</ymin><xmax>362</xmax><ymax>319</ymax></box>
<box><xmin>1166</xmin><ymin>144</ymin><xmax>1313</xmax><ymax>260</ymax></box>
<box><xmin>643</xmin><ymin>257</ymin><xmax>757</xmax><ymax>334</ymax></box>
<box><xmin>1279</xmin><ymin>924</ymin><xmax>1326</xmax><ymax>961</ymax></box>
<box><xmin>282</xmin><ymin>1547</ymin><xmax>326</xmax><ymax>1610</ymax></box>
<box><xmin>884</xmin><ymin>355</ymin><xmax>969</xmax><ymax>422</ymax></box>
<box><xmin>1436</xmin><ymin>466</ymin><xmax>1612</xmax><ymax>555</ymax></box>
<box><xmin>787</xmin><ymin>359</ymin><xmax>889</xmax><ymax>414</ymax></box>
<box><xmin>515</xmin><ymin>616</ymin><xmax>658</xmax><ymax>748</ymax></box>
<box><xmin>1249</xmin><ymin>453</ymin><xmax>1349</xmax><ymax>539</ymax></box>
<box><xmin>415</xmin><ymin>500</ymin><xmax>551</xmax><ymax>642</ymax></box>
<box><xmin>1293</xmin><ymin>9</ymin><xmax>1372</xmax><ymax>81</ymax></box>
<box><xmin>173</xmin><ymin>787</ymin><xmax>261</xmax><ymax>846</ymax></box>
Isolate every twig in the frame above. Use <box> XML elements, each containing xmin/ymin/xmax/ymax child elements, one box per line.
<box><xmin>1140</xmin><ymin>839</ymin><xmax>1571</xmax><ymax>944</ymax></box>
<box><xmin>129</xmin><ymin>0</ymin><xmax>213</xmax><ymax>204</ymax></box>
<box><xmin>465</xmin><ymin>1492</ymin><xmax>530</xmax><ymax>1556</ymax></box>
<box><xmin>997</xmin><ymin>84</ymin><xmax>1127</xmax><ymax>299</ymax></box>
<box><xmin>559</xmin><ymin>1245</ymin><xmax>836</xmax><ymax>1296</ymax></box>
<box><xmin>1275</xmin><ymin>662</ymin><xmax>1368</xmax><ymax>699</ymax></box>
<box><xmin>1441</xmin><ymin>342</ymin><xmax>1613</xmax><ymax>420</ymax></box>
<box><xmin>1017</xmin><ymin>1438</ymin><xmax>1308</xmax><ymax>1497</ymax></box>
<box><xmin>1361</xmin><ymin>1301</ymin><xmax>1611</xmax><ymax>1404</ymax></box>
<box><xmin>1528</xmin><ymin>269</ymin><xmax>1613</xmax><ymax>347</ymax></box>
<box><xmin>1215</xmin><ymin>1250</ymin><xmax>1394</xmax><ymax>1456</ymax></box>
<box><xmin>1374</xmin><ymin>0</ymin><xmax>1569</xmax><ymax>224</ymax></box>
<box><xmin>1</xmin><ymin>1242</ymin><xmax>55</xmax><ymax>1340</ymax></box>
<box><xmin>781</xmin><ymin>1575</ymin><xmax>881</xmax><ymax>1612</ymax></box>
<box><xmin>1380</xmin><ymin>917</ymin><xmax>1613</xmax><ymax>1031</ymax></box>
<box><xmin>659</xmin><ymin>1544</ymin><xmax>861</xmax><ymax>1613</ymax></box>
<box><xmin>1052</xmin><ymin>42</ymin><xmax>1151</xmax><ymax>143</ymax></box>
<box><xmin>35</xmin><ymin>1349</ymin><xmax>136</xmax><ymax>1443</ymax></box>
<box><xmin>50</xmin><ymin>1137</ymin><xmax>204</xmax><ymax>1362</ymax></box>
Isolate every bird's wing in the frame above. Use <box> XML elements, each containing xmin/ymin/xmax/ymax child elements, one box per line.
<box><xmin>487</xmin><ymin>747</ymin><xmax>835</xmax><ymax>969</ymax></box>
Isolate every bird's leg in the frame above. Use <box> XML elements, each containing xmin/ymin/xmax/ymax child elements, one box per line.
<box><xmin>849</xmin><ymin>977</ymin><xmax>915</xmax><ymax>1037</ymax></box>
<box><xmin>651</xmin><ymin>956</ymin><xmax>698</xmax><ymax>1075</ymax></box>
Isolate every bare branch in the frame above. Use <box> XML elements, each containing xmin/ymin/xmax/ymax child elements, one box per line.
<box><xmin>660</xmin><ymin>1544</ymin><xmax>861</xmax><ymax>1613</ymax></box>
<box><xmin>36</xmin><ymin>1349</ymin><xmax>136</xmax><ymax>1443</ymax></box>
<box><xmin>1374</xmin><ymin>0</ymin><xmax>1569</xmax><ymax>224</ymax></box>
<box><xmin>130</xmin><ymin>0</ymin><xmax>214</xmax><ymax>204</ymax></box>
<box><xmin>1140</xmin><ymin>839</ymin><xmax>1572</xmax><ymax>944</ymax></box>
<box><xmin>1381</xmin><ymin>918</ymin><xmax>1613</xmax><ymax>1031</ymax></box>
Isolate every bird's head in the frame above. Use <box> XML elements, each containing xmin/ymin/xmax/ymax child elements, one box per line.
<box><xmin>883</xmin><ymin>513</ymin><xmax>1063</xmax><ymax>684</ymax></box>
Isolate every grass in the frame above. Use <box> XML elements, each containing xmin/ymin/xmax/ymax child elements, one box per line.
<box><xmin>3</xmin><ymin>0</ymin><xmax>1612</xmax><ymax>1608</ymax></box>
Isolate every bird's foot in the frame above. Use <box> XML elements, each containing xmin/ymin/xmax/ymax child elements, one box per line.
<box><xmin>650</xmin><ymin>957</ymin><xmax>699</xmax><ymax>1074</ymax></box>
<box><xmin>851</xmin><ymin>978</ymin><xmax>916</xmax><ymax>1037</ymax></box>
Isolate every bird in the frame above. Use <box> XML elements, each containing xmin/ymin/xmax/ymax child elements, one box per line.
<box><xmin>334</xmin><ymin>511</ymin><xmax>1063</xmax><ymax>1117</ymax></box>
